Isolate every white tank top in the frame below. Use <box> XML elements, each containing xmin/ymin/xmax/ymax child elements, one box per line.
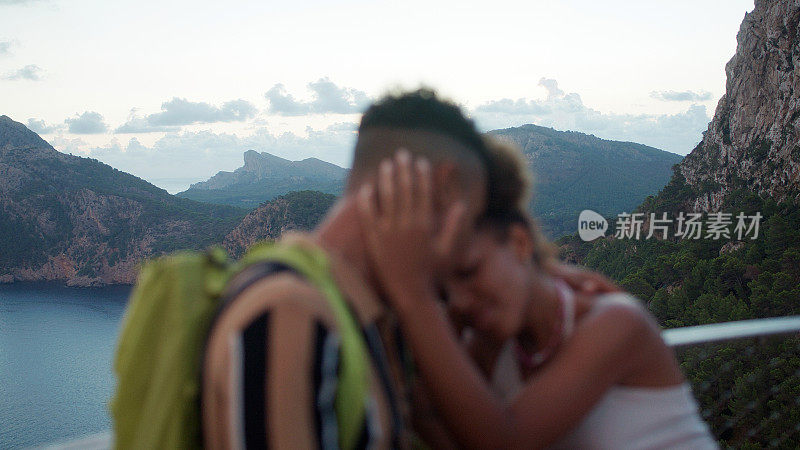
<box><xmin>550</xmin><ymin>383</ymin><xmax>718</xmax><ymax>449</ymax></box>
<box><xmin>489</xmin><ymin>290</ymin><xmax>718</xmax><ymax>449</ymax></box>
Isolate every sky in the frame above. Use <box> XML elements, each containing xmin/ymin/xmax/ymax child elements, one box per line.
<box><xmin>1</xmin><ymin>0</ymin><xmax>754</xmax><ymax>193</ymax></box>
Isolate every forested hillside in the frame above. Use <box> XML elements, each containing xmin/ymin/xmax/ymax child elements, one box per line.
<box><xmin>0</xmin><ymin>115</ymin><xmax>250</xmax><ymax>285</ymax></box>
<box><xmin>0</xmin><ymin>116</ymin><xmax>337</xmax><ymax>286</ymax></box>
<box><xmin>177</xmin><ymin>150</ymin><xmax>346</xmax><ymax>208</ymax></box>
<box><xmin>558</xmin><ymin>1</ymin><xmax>800</xmax><ymax>445</ymax></box>
<box><xmin>223</xmin><ymin>190</ymin><xmax>337</xmax><ymax>258</ymax></box>
<box><xmin>488</xmin><ymin>124</ymin><xmax>682</xmax><ymax>237</ymax></box>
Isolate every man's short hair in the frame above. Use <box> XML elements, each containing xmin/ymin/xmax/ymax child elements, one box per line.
<box><xmin>358</xmin><ymin>88</ymin><xmax>486</xmax><ymax>156</ymax></box>
<box><xmin>349</xmin><ymin>89</ymin><xmax>492</xmax><ymax>190</ymax></box>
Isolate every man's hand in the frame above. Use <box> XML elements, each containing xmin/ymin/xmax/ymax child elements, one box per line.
<box><xmin>357</xmin><ymin>149</ymin><xmax>466</xmax><ymax>312</ymax></box>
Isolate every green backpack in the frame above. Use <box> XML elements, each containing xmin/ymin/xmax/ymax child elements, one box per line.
<box><xmin>110</xmin><ymin>240</ymin><xmax>371</xmax><ymax>450</ymax></box>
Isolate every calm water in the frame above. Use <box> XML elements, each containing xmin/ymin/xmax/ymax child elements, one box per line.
<box><xmin>0</xmin><ymin>282</ymin><xmax>130</xmax><ymax>449</ymax></box>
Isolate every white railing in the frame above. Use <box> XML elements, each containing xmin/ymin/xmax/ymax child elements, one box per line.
<box><xmin>40</xmin><ymin>316</ymin><xmax>800</xmax><ymax>449</ymax></box>
<box><xmin>667</xmin><ymin>316</ymin><xmax>800</xmax><ymax>448</ymax></box>
<box><xmin>35</xmin><ymin>432</ymin><xmax>111</xmax><ymax>450</ymax></box>
<box><xmin>663</xmin><ymin>315</ymin><xmax>800</xmax><ymax>347</ymax></box>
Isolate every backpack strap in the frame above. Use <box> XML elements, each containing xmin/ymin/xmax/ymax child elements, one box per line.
<box><xmin>362</xmin><ymin>324</ymin><xmax>404</xmax><ymax>449</ymax></box>
<box><xmin>217</xmin><ymin>260</ymin><xmax>295</xmax><ymax>318</ymax></box>
<box><xmin>201</xmin><ymin>243</ymin><xmax>371</xmax><ymax>450</ymax></box>
<box><xmin>199</xmin><ymin>260</ymin><xmax>295</xmax><ymax>447</ymax></box>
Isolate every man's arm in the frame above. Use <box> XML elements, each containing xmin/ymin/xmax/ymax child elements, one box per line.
<box><xmin>411</xmin><ymin>377</ymin><xmax>459</xmax><ymax>450</ymax></box>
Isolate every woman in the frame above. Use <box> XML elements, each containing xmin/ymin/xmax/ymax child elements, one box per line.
<box><xmin>356</xmin><ymin>147</ymin><xmax>717</xmax><ymax>449</ymax></box>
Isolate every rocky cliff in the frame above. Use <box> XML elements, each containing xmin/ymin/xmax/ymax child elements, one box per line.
<box><xmin>677</xmin><ymin>0</ymin><xmax>800</xmax><ymax>211</ymax></box>
<box><xmin>223</xmin><ymin>190</ymin><xmax>336</xmax><ymax>258</ymax></box>
<box><xmin>177</xmin><ymin>150</ymin><xmax>347</xmax><ymax>207</ymax></box>
<box><xmin>0</xmin><ymin>115</ymin><xmax>247</xmax><ymax>286</ymax></box>
<box><xmin>0</xmin><ymin>116</ymin><xmax>341</xmax><ymax>286</ymax></box>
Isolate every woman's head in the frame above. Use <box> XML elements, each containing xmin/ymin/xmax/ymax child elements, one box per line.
<box><xmin>448</xmin><ymin>137</ymin><xmax>557</xmax><ymax>341</ymax></box>
<box><xmin>450</xmin><ymin>211</ymin><xmax>555</xmax><ymax>341</ymax></box>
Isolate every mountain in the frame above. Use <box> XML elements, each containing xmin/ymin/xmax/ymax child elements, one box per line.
<box><xmin>656</xmin><ymin>0</ymin><xmax>800</xmax><ymax>212</ymax></box>
<box><xmin>0</xmin><ymin>115</ymin><xmax>248</xmax><ymax>286</ymax></box>
<box><xmin>223</xmin><ymin>190</ymin><xmax>337</xmax><ymax>258</ymax></box>
<box><xmin>488</xmin><ymin>125</ymin><xmax>683</xmax><ymax>237</ymax></box>
<box><xmin>176</xmin><ymin>150</ymin><xmax>348</xmax><ymax>208</ymax></box>
<box><xmin>559</xmin><ymin>0</ymin><xmax>800</xmax><ymax>320</ymax></box>
<box><xmin>181</xmin><ymin>126</ymin><xmax>681</xmax><ymax>238</ymax></box>
<box><xmin>557</xmin><ymin>4</ymin><xmax>800</xmax><ymax>445</ymax></box>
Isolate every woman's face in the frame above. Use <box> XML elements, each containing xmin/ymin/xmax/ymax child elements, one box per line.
<box><xmin>449</xmin><ymin>226</ymin><xmax>534</xmax><ymax>342</ymax></box>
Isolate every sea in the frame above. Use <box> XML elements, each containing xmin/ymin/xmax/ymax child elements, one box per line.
<box><xmin>0</xmin><ymin>282</ymin><xmax>131</xmax><ymax>449</ymax></box>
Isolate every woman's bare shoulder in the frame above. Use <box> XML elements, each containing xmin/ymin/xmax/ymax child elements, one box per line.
<box><xmin>579</xmin><ymin>292</ymin><xmax>655</xmax><ymax>333</ymax></box>
<box><xmin>568</xmin><ymin>291</ymin><xmax>668</xmax><ymax>362</ymax></box>
<box><xmin>578</xmin><ymin>292</ymin><xmax>684</xmax><ymax>385</ymax></box>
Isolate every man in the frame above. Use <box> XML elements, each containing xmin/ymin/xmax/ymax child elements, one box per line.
<box><xmin>202</xmin><ymin>89</ymin><xmax>492</xmax><ymax>449</ymax></box>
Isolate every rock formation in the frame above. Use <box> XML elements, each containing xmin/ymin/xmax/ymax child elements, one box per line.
<box><xmin>177</xmin><ymin>150</ymin><xmax>347</xmax><ymax>207</ymax></box>
<box><xmin>223</xmin><ymin>190</ymin><xmax>336</xmax><ymax>258</ymax></box>
<box><xmin>0</xmin><ymin>117</ymin><xmax>336</xmax><ymax>285</ymax></box>
<box><xmin>678</xmin><ymin>0</ymin><xmax>800</xmax><ymax>210</ymax></box>
<box><xmin>0</xmin><ymin>116</ymin><xmax>246</xmax><ymax>285</ymax></box>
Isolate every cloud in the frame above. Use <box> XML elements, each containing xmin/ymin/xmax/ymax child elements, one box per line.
<box><xmin>264</xmin><ymin>84</ymin><xmax>310</xmax><ymax>116</ymax></box>
<box><xmin>0</xmin><ymin>0</ymin><xmax>44</xmax><ymax>4</ymax></box>
<box><xmin>26</xmin><ymin>118</ymin><xmax>62</xmax><ymax>134</ymax></box>
<box><xmin>115</xmin><ymin>98</ymin><xmax>258</xmax><ymax>131</ymax></box>
<box><xmin>473</xmin><ymin>78</ymin><xmax>711</xmax><ymax>155</ymax></box>
<box><xmin>48</xmin><ymin>136</ymin><xmax>88</xmax><ymax>154</ymax></box>
<box><xmin>65</xmin><ymin>111</ymin><xmax>109</xmax><ymax>134</ymax></box>
<box><xmin>87</xmin><ymin>122</ymin><xmax>358</xmax><ymax>192</ymax></box>
<box><xmin>3</xmin><ymin>64</ymin><xmax>43</xmax><ymax>81</ymax></box>
<box><xmin>538</xmin><ymin>78</ymin><xmax>565</xmax><ymax>100</ymax></box>
<box><xmin>0</xmin><ymin>41</ymin><xmax>11</xmax><ymax>56</ymax></box>
<box><xmin>147</xmin><ymin>98</ymin><xmax>257</xmax><ymax>126</ymax></box>
<box><xmin>114</xmin><ymin>109</ymin><xmax>181</xmax><ymax>133</ymax></box>
<box><xmin>114</xmin><ymin>116</ymin><xmax>182</xmax><ymax>133</ymax></box>
<box><xmin>307</xmin><ymin>78</ymin><xmax>371</xmax><ymax>114</ymax></box>
<box><xmin>265</xmin><ymin>78</ymin><xmax>371</xmax><ymax>116</ymax></box>
<box><xmin>650</xmin><ymin>90</ymin><xmax>714</xmax><ymax>102</ymax></box>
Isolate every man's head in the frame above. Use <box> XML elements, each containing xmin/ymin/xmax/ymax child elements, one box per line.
<box><xmin>348</xmin><ymin>89</ymin><xmax>492</xmax><ymax>273</ymax></box>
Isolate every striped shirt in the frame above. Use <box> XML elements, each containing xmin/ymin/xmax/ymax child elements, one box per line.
<box><xmin>202</xmin><ymin>234</ymin><xmax>412</xmax><ymax>449</ymax></box>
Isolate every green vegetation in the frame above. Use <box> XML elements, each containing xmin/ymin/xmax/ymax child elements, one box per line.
<box><xmin>489</xmin><ymin>124</ymin><xmax>683</xmax><ymax>238</ymax></box>
<box><xmin>274</xmin><ymin>190</ymin><xmax>338</xmax><ymax>230</ymax></box>
<box><xmin>559</xmin><ymin>189</ymin><xmax>800</xmax><ymax>447</ymax></box>
<box><xmin>176</xmin><ymin>150</ymin><xmax>347</xmax><ymax>208</ymax></box>
<box><xmin>177</xmin><ymin>177</ymin><xmax>343</xmax><ymax>208</ymax></box>
<box><xmin>561</xmin><ymin>190</ymin><xmax>800</xmax><ymax>326</ymax></box>
<box><xmin>0</xmin><ymin>123</ymin><xmax>248</xmax><ymax>275</ymax></box>
<box><xmin>747</xmin><ymin>139</ymin><xmax>772</xmax><ymax>164</ymax></box>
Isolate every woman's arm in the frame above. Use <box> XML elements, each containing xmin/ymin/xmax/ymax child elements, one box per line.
<box><xmin>356</xmin><ymin>153</ymin><xmax>658</xmax><ymax>449</ymax></box>
<box><xmin>410</xmin><ymin>377</ymin><xmax>459</xmax><ymax>450</ymax></box>
<box><xmin>507</xmin><ymin>300</ymin><xmax>656</xmax><ymax>445</ymax></box>
<box><xmin>462</xmin><ymin>328</ymin><xmax>505</xmax><ymax>378</ymax></box>
<box><xmin>390</xmin><ymin>284</ymin><xmax>652</xmax><ymax>449</ymax></box>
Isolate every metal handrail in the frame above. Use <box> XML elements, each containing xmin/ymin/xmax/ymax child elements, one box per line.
<box><xmin>662</xmin><ymin>315</ymin><xmax>800</xmax><ymax>347</ymax></box>
<box><xmin>41</xmin><ymin>316</ymin><xmax>800</xmax><ymax>449</ymax></box>
<box><xmin>37</xmin><ymin>432</ymin><xmax>111</xmax><ymax>449</ymax></box>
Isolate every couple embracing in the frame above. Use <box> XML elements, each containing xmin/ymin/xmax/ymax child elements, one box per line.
<box><xmin>202</xmin><ymin>90</ymin><xmax>716</xmax><ymax>449</ymax></box>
